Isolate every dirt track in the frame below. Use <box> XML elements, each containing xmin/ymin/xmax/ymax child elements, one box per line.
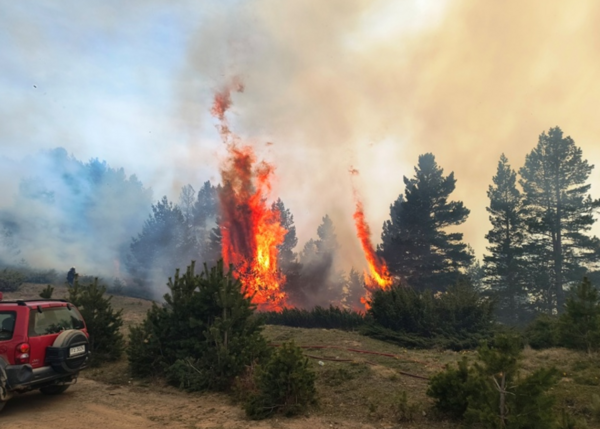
<box><xmin>0</xmin><ymin>376</ymin><xmax>378</xmax><ymax>429</ymax></box>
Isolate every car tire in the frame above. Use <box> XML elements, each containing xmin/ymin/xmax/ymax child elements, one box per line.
<box><xmin>0</xmin><ymin>362</ymin><xmax>9</xmax><ymax>405</ymax></box>
<box><xmin>40</xmin><ymin>384</ymin><xmax>70</xmax><ymax>395</ymax></box>
<box><xmin>46</xmin><ymin>329</ymin><xmax>89</xmax><ymax>374</ymax></box>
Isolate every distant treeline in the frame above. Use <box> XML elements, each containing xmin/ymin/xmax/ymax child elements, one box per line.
<box><xmin>2</xmin><ymin>126</ymin><xmax>600</xmax><ymax>326</ymax></box>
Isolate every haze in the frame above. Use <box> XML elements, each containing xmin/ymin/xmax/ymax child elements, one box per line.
<box><xmin>1</xmin><ymin>0</ymin><xmax>599</xmax><ymax>276</ymax></box>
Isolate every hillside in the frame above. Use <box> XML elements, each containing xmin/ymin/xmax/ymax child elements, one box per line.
<box><xmin>2</xmin><ymin>284</ymin><xmax>600</xmax><ymax>428</ymax></box>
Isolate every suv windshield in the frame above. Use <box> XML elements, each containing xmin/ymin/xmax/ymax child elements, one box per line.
<box><xmin>28</xmin><ymin>307</ymin><xmax>85</xmax><ymax>336</ymax></box>
<box><xmin>0</xmin><ymin>311</ymin><xmax>16</xmax><ymax>341</ymax></box>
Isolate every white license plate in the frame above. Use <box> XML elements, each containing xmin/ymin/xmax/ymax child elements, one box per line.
<box><xmin>69</xmin><ymin>345</ymin><xmax>86</xmax><ymax>357</ymax></box>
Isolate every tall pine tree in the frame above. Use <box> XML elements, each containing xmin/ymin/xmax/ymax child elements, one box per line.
<box><xmin>289</xmin><ymin>215</ymin><xmax>344</xmax><ymax>308</ymax></box>
<box><xmin>379</xmin><ymin>153</ymin><xmax>472</xmax><ymax>292</ymax></box>
<box><xmin>128</xmin><ymin>196</ymin><xmax>197</xmax><ymax>288</ymax></box>
<box><xmin>519</xmin><ymin>127</ymin><xmax>600</xmax><ymax>313</ymax></box>
<box><xmin>483</xmin><ymin>154</ymin><xmax>527</xmax><ymax>324</ymax></box>
<box><xmin>193</xmin><ymin>181</ymin><xmax>221</xmax><ymax>265</ymax></box>
<box><xmin>271</xmin><ymin>198</ymin><xmax>298</xmax><ymax>269</ymax></box>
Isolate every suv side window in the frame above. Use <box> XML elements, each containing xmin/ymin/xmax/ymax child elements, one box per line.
<box><xmin>28</xmin><ymin>307</ymin><xmax>85</xmax><ymax>336</ymax></box>
<box><xmin>0</xmin><ymin>311</ymin><xmax>17</xmax><ymax>341</ymax></box>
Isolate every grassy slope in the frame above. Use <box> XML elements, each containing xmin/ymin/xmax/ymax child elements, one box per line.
<box><xmin>5</xmin><ymin>284</ymin><xmax>600</xmax><ymax>428</ymax></box>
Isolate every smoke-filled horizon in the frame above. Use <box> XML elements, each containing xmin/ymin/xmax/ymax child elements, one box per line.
<box><xmin>2</xmin><ymin>0</ymin><xmax>600</xmax><ymax>283</ymax></box>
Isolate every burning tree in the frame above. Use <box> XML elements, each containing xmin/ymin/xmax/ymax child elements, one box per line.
<box><xmin>349</xmin><ymin>168</ymin><xmax>394</xmax><ymax>308</ymax></box>
<box><xmin>211</xmin><ymin>82</ymin><xmax>288</xmax><ymax>311</ymax></box>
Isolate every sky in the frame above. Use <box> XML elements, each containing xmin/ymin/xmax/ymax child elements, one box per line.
<box><xmin>1</xmin><ymin>0</ymin><xmax>600</xmax><ymax>273</ymax></box>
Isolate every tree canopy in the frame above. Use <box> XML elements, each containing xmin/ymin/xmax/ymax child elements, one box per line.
<box><xmin>519</xmin><ymin>127</ymin><xmax>600</xmax><ymax>312</ymax></box>
<box><xmin>483</xmin><ymin>154</ymin><xmax>527</xmax><ymax>323</ymax></box>
<box><xmin>379</xmin><ymin>153</ymin><xmax>472</xmax><ymax>292</ymax></box>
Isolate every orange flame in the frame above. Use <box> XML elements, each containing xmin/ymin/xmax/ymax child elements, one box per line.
<box><xmin>212</xmin><ymin>80</ymin><xmax>287</xmax><ymax>311</ymax></box>
<box><xmin>351</xmin><ymin>186</ymin><xmax>394</xmax><ymax>310</ymax></box>
<box><xmin>353</xmin><ymin>198</ymin><xmax>393</xmax><ymax>291</ymax></box>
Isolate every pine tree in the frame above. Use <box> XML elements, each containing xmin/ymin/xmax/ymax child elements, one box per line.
<box><xmin>245</xmin><ymin>341</ymin><xmax>316</xmax><ymax>419</ymax></box>
<box><xmin>128</xmin><ymin>260</ymin><xmax>269</xmax><ymax>390</ymax></box>
<box><xmin>193</xmin><ymin>181</ymin><xmax>221</xmax><ymax>265</ymax></box>
<box><xmin>559</xmin><ymin>277</ymin><xmax>600</xmax><ymax>352</ymax></box>
<box><xmin>379</xmin><ymin>153</ymin><xmax>472</xmax><ymax>292</ymax></box>
<box><xmin>271</xmin><ymin>198</ymin><xmax>298</xmax><ymax>269</ymax></box>
<box><xmin>483</xmin><ymin>154</ymin><xmax>527</xmax><ymax>324</ymax></box>
<box><xmin>178</xmin><ymin>184</ymin><xmax>196</xmax><ymax>226</ymax></box>
<box><xmin>428</xmin><ymin>334</ymin><xmax>559</xmax><ymax>427</ymax></box>
<box><xmin>344</xmin><ymin>268</ymin><xmax>366</xmax><ymax>310</ymax></box>
<box><xmin>127</xmin><ymin>196</ymin><xmax>197</xmax><ymax>287</ymax></box>
<box><xmin>519</xmin><ymin>127</ymin><xmax>600</xmax><ymax>312</ymax></box>
<box><xmin>290</xmin><ymin>215</ymin><xmax>343</xmax><ymax>308</ymax></box>
<box><xmin>68</xmin><ymin>276</ymin><xmax>124</xmax><ymax>364</ymax></box>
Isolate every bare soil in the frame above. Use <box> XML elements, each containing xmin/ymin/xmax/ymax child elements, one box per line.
<box><xmin>1</xmin><ymin>378</ymin><xmax>376</xmax><ymax>429</ymax></box>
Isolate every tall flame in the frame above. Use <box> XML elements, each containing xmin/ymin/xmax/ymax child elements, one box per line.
<box><xmin>352</xmin><ymin>198</ymin><xmax>393</xmax><ymax>292</ymax></box>
<box><xmin>212</xmin><ymin>81</ymin><xmax>287</xmax><ymax>311</ymax></box>
<box><xmin>350</xmin><ymin>167</ymin><xmax>393</xmax><ymax>308</ymax></box>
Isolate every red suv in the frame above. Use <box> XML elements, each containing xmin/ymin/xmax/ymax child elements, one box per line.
<box><xmin>0</xmin><ymin>292</ymin><xmax>90</xmax><ymax>412</ymax></box>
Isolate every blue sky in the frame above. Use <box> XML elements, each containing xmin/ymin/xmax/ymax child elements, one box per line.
<box><xmin>0</xmin><ymin>2</ymin><xmax>217</xmax><ymax>193</ymax></box>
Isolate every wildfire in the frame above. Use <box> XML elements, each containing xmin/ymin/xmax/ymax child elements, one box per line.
<box><xmin>211</xmin><ymin>81</ymin><xmax>287</xmax><ymax>311</ymax></box>
<box><xmin>353</xmin><ymin>198</ymin><xmax>393</xmax><ymax>291</ymax></box>
<box><xmin>350</xmin><ymin>171</ymin><xmax>394</xmax><ymax>308</ymax></box>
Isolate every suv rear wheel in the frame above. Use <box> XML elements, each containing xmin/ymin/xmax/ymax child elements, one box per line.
<box><xmin>46</xmin><ymin>330</ymin><xmax>89</xmax><ymax>374</ymax></box>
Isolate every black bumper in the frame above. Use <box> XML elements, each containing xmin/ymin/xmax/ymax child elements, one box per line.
<box><xmin>5</xmin><ymin>364</ymin><xmax>84</xmax><ymax>391</ymax></box>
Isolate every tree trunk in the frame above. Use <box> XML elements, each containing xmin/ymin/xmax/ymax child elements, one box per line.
<box><xmin>555</xmin><ymin>178</ymin><xmax>564</xmax><ymax>312</ymax></box>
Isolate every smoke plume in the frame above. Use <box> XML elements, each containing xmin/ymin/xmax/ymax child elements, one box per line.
<box><xmin>179</xmin><ymin>0</ymin><xmax>600</xmax><ymax>263</ymax></box>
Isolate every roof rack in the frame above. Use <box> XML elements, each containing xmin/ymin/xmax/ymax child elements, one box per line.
<box><xmin>1</xmin><ymin>299</ymin><xmax>69</xmax><ymax>306</ymax></box>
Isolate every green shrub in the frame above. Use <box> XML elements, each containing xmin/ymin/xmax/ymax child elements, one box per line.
<box><xmin>262</xmin><ymin>305</ymin><xmax>365</xmax><ymax>330</ymax></box>
<box><xmin>128</xmin><ymin>260</ymin><xmax>269</xmax><ymax>391</ymax></box>
<box><xmin>39</xmin><ymin>284</ymin><xmax>54</xmax><ymax>299</ymax></box>
<box><xmin>68</xmin><ymin>277</ymin><xmax>124</xmax><ymax>365</ymax></box>
<box><xmin>427</xmin><ymin>357</ymin><xmax>471</xmax><ymax>419</ymax></box>
<box><xmin>427</xmin><ymin>334</ymin><xmax>559</xmax><ymax>428</ymax></box>
<box><xmin>559</xmin><ymin>277</ymin><xmax>600</xmax><ymax>353</ymax></box>
<box><xmin>23</xmin><ymin>268</ymin><xmax>58</xmax><ymax>284</ymax></box>
<box><xmin>590</xmin><ymin>393</ymin><xmax>600</xmax><ymax>422</ymax></box>
<box><xmin>556</xmin><ymin>409</ymin><xmax>588</xmax><ymax>429</ymax></box>
<box><xmin>391</xmin><ymin>390</ymin><xmax>418</xmax><ymax>423</ymax></box>
<box><xmin>526</xmin><ymin>313</ymin><xmax>560</xmax><ymax>349</ymax></box>
<box><xmin>245</xmin><ymin>341</ymin><xmax>316</xmax><ymax>420</ymax></box>
<box><xmin>0</xmin><ymin>268</ymin><xmax>25</xmax><ymax>291</ymax></box>
<box><xmin>366</xmin><ymin>279</ymin><xmax>495</xmax><ymax>349</ymax></box>
<box><xmin>127</xmin><ymin>315</ymin><xmax>165</xmax><ymax>378</ymax></box>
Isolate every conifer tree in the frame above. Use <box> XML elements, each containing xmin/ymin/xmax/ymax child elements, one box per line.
<box><xmin>271</xmin><ymin>198</ymin><xmax>298</xmax><ymax>269</ymax></box>
<box><xmin>483</xmin><ymin>154</ymin><xmax>527</xmax><ymax>323</ymax></box>
<box><xmin>428</xmin><ymin>334</ymin><xmax>559</xmax><ymax>427</ymax></box>
<box><xmin>559</xmin><ymin>277</ymin><xmax>600</xmax><ymax>352</ymax></box>
<box><xmin>344</xmin><ymin>268</ymin><xmax>366</xmax><ymax>310</ymax></box>
<box><xmin>178</xmin><ymin>184</ymin><xmax>196</xmax><ymax>226</ymax></box>
<box><xmin>290</xmin><ymin>215</ymin><xmax>343</xmax><ymax>308</ymax></box>
<box><xmin>519</xmin><ymin>127</ymin><xmax>600</xmax><ymax>312</ymax></box>
<box><xmin>379</xmin><ymin>153</ymin><xmax>472</xmax><ymax>292</ymax></box>
<box><xmin>128</xmin><ymin>260</ymin><xmax>268</xmax><ymax>390</ymax></box>
<box><xmin>193</xmin><ymin>181</ymin><xmax>221</xmax><ymax>264</ymax></box>
<box><xmin>128</xmin><ymin>196</ymin><xmax>197</xmax><ymax>287</ymax></box>
<box><xmin>68</xmin><ymin>276</ymin><xmax>124</xmax><ymax>364</ymax></box>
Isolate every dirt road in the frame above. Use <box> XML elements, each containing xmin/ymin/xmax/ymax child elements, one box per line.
<box><xmin>0</xmin><ymin>376</ymin><xmax>378</xmax><ymax>429</ymax></box>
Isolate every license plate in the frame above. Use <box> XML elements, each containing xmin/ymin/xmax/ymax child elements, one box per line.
<box><xmin>69</xmin><ymin>345</ymin><xmax>86</xmax><ymax>357</ymax></box>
